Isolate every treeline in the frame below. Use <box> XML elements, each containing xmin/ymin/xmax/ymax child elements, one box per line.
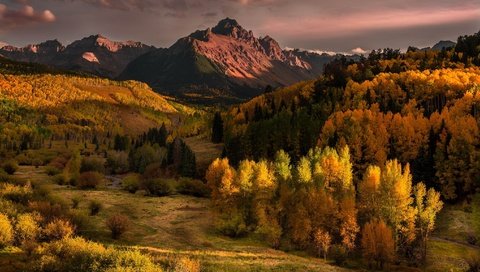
<box><xmin>206</xmin><ymin>147</ymin><xmax>442</xmax><ymax>268</ymax></box>
<box><xmin>220</xmin><ymin>30</ymin><xmax>480</xmax><ymax>201</ymax></box>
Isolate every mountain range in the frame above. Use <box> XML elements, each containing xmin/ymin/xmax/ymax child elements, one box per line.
<box><xmin>0</xmin><ymin>35</ymin><xmax>154</xmax><ymax>78</ymax></box>
<box><xmin>0</xmin><ymin>18</ymin><xmax>456</xmax><ymax>103</ymax></box>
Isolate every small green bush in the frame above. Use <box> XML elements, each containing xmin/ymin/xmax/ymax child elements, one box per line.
<box><xmin>122</xmin><ymin>174</ymin><xmax>141</xmax><ymax>194</ymax></box>
<box><xmin>77</xmin><ymin>171</ymin><xmax>104</xmax><ymax>189</ymax></box>
<box><xmin>177</xmin><ymin>178</ymin><xmax>210</xmax><ymax>197</ymax></box>
<box><xmin>88</xmin><ymin>200</ymin><xmax>103</xmax><ymax>216</ymax></box>
<box><xmin>106</xmin><ymin>214</ymin><xmax>130</xmax><ymax>239</ymax></box>
<box><xmin>3</xmin><ymin>160</ymin><xmax>19</xmax><ymax>175</ymax></box>
<box><xmin>0</xmin><ymin>213</ymin><xmax>14</xmax><ymax>248</ymax></box>
<box><xmin>143</xmin><ymin>179</ymin><xmax>175</xmax><ymax>197</ymax></box>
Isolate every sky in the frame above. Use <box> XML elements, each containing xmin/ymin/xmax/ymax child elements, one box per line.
<box><xmin>0</xmin><ymin>0</ymin><xmax>479</xmax><ymax>53</ymax></box>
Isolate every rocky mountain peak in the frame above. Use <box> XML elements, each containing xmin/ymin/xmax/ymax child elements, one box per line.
<box><xmin>212</xmin><ymin>17</ymin><xmax>254</xmax><ymax>41</ymax></box>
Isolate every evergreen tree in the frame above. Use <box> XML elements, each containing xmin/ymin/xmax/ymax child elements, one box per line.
<box><xmin>212</xmin><ymin>112</ymin><xmax>224</xmax><ymax>143</ymax></box>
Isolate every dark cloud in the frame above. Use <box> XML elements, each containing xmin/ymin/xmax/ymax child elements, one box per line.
<box><xmin>0</xmin><ymin>3</ymin><xmax>56</xmax><ymax>31</ymax></box>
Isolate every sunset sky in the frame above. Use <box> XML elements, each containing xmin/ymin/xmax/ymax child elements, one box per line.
<box><xmin>1</xmin><ymin>0</ymin><xmax>479</xmax><ymax>53</ymax></box>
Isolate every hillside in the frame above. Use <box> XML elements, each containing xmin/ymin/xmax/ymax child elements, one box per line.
<box><xmin>0</xmin><ymin>59</ymin><xmax>195</xmax><ymax>139</ymax></box>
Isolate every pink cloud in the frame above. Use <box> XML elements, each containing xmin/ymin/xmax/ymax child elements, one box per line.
<box><xmin>0</xmin><ymin>3</ymin><xmax>56</xmax><ymax>31</ymax></box>
<box><xmin>259</xmin><ymin>6</ymin><xmax>480</xmax><ymax>38</ymax></box>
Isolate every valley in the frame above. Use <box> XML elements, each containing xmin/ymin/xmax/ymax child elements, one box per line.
<box><xmin>0</xmin><ymin>3</ymin><xmax>480</xmax><ymax>271</ymax></box>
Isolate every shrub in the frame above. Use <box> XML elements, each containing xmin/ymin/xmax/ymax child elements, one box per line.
<box><xmin>77</xmin><ymin>171</ymin><xmax>104</xmax><ymax>189</ymax></box>
<box><xmin>88</xmin><ymin>200</ymin><xmax>103</xmax><ymax>216</ymax></box>
<box><xmin>467</xmin><ymin>233</ymin><xmax>478</xmax><ymax>246</ymax></box>
<box><xmin>177</xmin><ymin>178</ymin><xmax>210</xmax><ymax>197</ymax></box>
<box><xmin>34</xmin><ymin>237</ymin><xmax>161</xmax><ymax>272</ymax></box>
<box><xmin>29</xmin><ymin>201</ymin><xmax>64</xmax><ymax>222</ymax></box>
<box><xmin>0</xmin><ymin>199</ymin><xmax>17</xmax><ymax>217</ymax></box>
<box><xmin>330</xmin><ymin>244</ymin><xmax>347</xmax><ymax>266</ymax></box>
<box><xmin>216</xmin><ymin>213</ymin><xmax>248</xmax><ymax>238</ymax></box>
<box><xmin>106</xmin><ymin>151</ymin><xmax>129</xmax><ymax>174</ymax></box>
<box><xmin>0</xmin><ymin>183</ymin><xmax>33</xmax><ymax>204</ymax></box>
<box><xmin>71</xmin><ymin>196</ymin><xmax>81</xmax><ymax>209</ymax></box>
<box><xmin>45</xmin><ymin>166</ymin><xmax>61</xmax><ymax>176</ymax></box>
<box><xmin>15</xmin><ymin>213</ymin><xmax>39</xmax><ymax>244</ymax></box>
<box><xmin>143</xmin><ymin>179</ymin><xmax>175</xmax><ymax>196</ymax></box>
<box><xmin>3</xmin><ymin>160</ymin><xmax>19</xmax><ymax>175</ymax></box>
<box><xmin>466</xmin><ymin>254</ymin><xmax>480</xmax><ymax>272</ymax></box>
<box><xmin>106</xmin><ymin>214</ymin><xmax>130</xmax><ymax>239</ymax></box>
<box><xmin>174</xmin><ymin>257</ymin><xmax>201</xmax><ymax>272</ymax></box>
<box><xmin>52</xmin><ymin>173</ymin><xmax>67</xmax><ymax>185</ymax></box>
<box><xmin>122</xmin><ymin>174</ymin><xmax>141</xmax><ymax>194</ymax></box>
<box><xmin>32</xmin><ymin>158</ymin><xmax>43</xmax><ymax>168</ymax></box>
<box><xmin>80</xmin><ymin>157</ymin><xmax>105</xmax><ymax>174</ymax></box>
<box><xmin>43</xmin><ymin>219</ymin><xmax>74</xmax><ymax>241</ymax></box>
<box><xmin>0</xmin><ymin>213</ymin><xmax>13</xmax><ymax>248</ymax></box>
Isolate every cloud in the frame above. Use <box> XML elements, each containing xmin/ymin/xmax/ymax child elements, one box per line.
<box><xmin>0</xmin><ymin>3</ymin><xmax>56</xmax><ymax>31</ymax></box>
<box><xmin>351</xmin><ymin>47</ymin><xmax>368</xmax><ymax>55</ymax></box>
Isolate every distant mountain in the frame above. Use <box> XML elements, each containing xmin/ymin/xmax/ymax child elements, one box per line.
<box><xmin>432</xmin><ymin>40</ymin><xmax>456</xmax><ymax>51</ymax></box>
<box><xmin>0</xmin><ymin>35</ymin><xmax>155</xmax><ymax>77</ymax></box>
<box><xmin>120</xmin><ymin>18</ymin><xmax>336</xmax><ymax>101</ymax></box>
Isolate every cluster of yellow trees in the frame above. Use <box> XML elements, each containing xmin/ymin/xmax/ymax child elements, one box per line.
<box><xmin>206</xmin><ymin>147</ymin><xmax>443</xmax><ymax>267</ymax></box>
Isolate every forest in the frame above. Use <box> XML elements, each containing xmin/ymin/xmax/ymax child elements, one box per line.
<box><xmin>0</xmin><ymin>31</ymin><xmax>479</xmax><ymax>271</ymax></box>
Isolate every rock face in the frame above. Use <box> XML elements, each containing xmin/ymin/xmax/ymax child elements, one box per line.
<box><xmin>120</xmin><ymin>18</ymin><xmax>335</xmax><ymax>99</ymax></box>
<box><xmin>0</xmin><ymin>35</ymin><xmax>154</xmax><ymax>77</ymax></box>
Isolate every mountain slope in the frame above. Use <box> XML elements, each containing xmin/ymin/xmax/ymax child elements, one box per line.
<box><xmin>120</xmin><ymin>18</ymin><xmax>336</xmax><ymax>101</ymax></box>
<box><xmin>0</xmin><ymin>35</ymin><xmax>155</xmax><ymax>78</ymax></box>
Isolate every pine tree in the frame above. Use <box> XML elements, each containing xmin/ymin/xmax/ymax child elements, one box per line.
<box><xmin>212</xmin><ymin>112</ymin><xmax>224</xmax><ymax>143</ymax></box>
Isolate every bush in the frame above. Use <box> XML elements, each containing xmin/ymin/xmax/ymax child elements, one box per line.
<box><xmin>15</xmin><ymin>213</ymin><xmax>39</xmax><ymax>244</ymax></box>
<box><xmin>330</xmin><ymin>244</ymin><xmax>347</xmax><ymax>266</ymax></box>
<box><xmin>3</xmin><ymin>160</ymin><xmax>19</xmax><ymax>175</ymax></box>
<box><xmin>216</xmin><ymin>213</ymin><xmax>248</xmax><ymax>238</ymax></box>
<box><xmin>43</xmin><ymin>219</ymin><xmax>74</xmax><ymax>241</ymax></box>
<box><xmin>106</xmin><ymin>214</ymin><xmax>130</xmax><ymax>239</ymax></box>
<box><xmin>106</xmin><ymin>151</ymin><xmax>129</xmax><ymax>174</ymax></box>
<box><xmin>77</xmin><ymin>171</ymin><xmax>104</xmax><ymax>189</ymax></box>
<box><xmin>0</xmin><ymin>199</ymin><xmax>18</xmax><ymax>217</ymax></box>
<box><xmin>0</xmin><ymin>183</ymin><xmax>33</xmax><ymax>204</ymax></box>
<box><xmin>177</xmin><ymin>178</ymin><xmax>210</xmax><ymax>197</ymax></box>
<box><xmin>174</xmin><ymin>257</ymin><xmax>201</xmax><ymax>272</ymax></box>
<box><xmin>0</xmin><ymin>213</ymin><xmax>13</xmax><ymax>248</ymax></box>
<box><xmin>29</xmin><ymin>201</ymin><xmax>64</xmax><ymax>222</ymax></box>
<box><xmin>71</xmin><ymin>196</ymin><xmax>81</xmax><ymax>209</ymax></box>
<box><xmin>34</xmin><ymin>237</ymin><xmax>161</xmax><ymax>272</ymax></box>
<box><xmin>143</xmin><ymin>179</ymin><xmax>175</xmax><ymax>197</ymax></box>
<box><xmin>45</xmin><ymin>166</ymin><xmax>61</xmax><ymax>176</ymax></box>
<box><xmin>467</xmin><ymin>233</ymin><xmax>478</xmax><ymax>246</ymax></box>
<box><xmin>466</xmin><ymin>254</ymin><xmax>480</xmax><ymax>272</ymax></box>
<box><xmin>52</xmin><ymin>173</ymin><xmax>67</xmax><ymax>185</ymax></box>
<box><xmin>80</xmin><ymin>157</ymin><xmax>105</xmax><ymax>174</ymax></box>
<box><xmin>32</xmin><ymin>158</ymin><xmax>43</xmax><ymax>168</ymax></box>
<box><xmin>122</xmin><ymin>174</ymin><xmax>141</xmax><ymax>194</ymax></box>
<box><xmin>88</xmin><ymin>200</ymin><xmax>103</xmax><ymax>216</ymax></box>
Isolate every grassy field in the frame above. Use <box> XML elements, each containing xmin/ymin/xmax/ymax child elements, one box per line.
<box><xmin>11</xmin><ymin>165</ymin><xmax>347</xmax><ymax>272</ymax></box>
<box><xmin>6</xmin><ymin>165</ymin><xmax>480</xmax><ymax>271</ymax></box>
